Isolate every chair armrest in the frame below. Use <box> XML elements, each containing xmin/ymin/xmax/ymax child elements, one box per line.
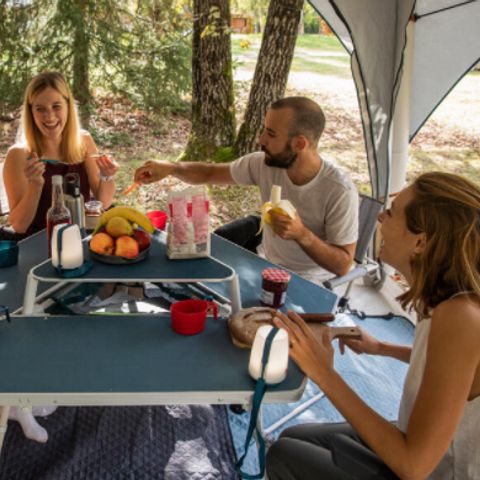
<box><xmin>323</xmin><ymin>259</ymin><xmax>378</xmax><ymax>290</ymax></box>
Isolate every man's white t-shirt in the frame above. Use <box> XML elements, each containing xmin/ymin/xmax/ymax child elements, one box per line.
<box><xmin>230</xmin><ymin>152</ymin><xmax>359</xmax><ymax>283</ymax></box>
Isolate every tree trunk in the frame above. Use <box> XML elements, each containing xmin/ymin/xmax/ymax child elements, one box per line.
<box><xmin>72</xmin><ymin>0</ymin><xmax>92</xmax><ymax>128</ymax></box>
<box><xmin>235</xmin><ymin>0</ymin><xmax>304</xmax><ymax>156</ymax></box>
<box><xmin>182</xmin><ymin>0</ymin><xmax>236</xmax><ymax>162</ymax></box>
<box><xmin>298</xmin><ymin>9</ymin><xmax>305</xmax><ymax>35</ymax></box>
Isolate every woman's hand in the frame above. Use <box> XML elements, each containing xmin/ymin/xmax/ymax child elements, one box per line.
<box><xmin>272</xmin><ymin>310</ymin><xmax>335</xmax><ymax>383</ymax></box>
<box><xmin>24</xmin><ymin>152</ymin><xmax>45</xmax><ymax>187</ymax></box>
<box><xmin>338</xmin><ymin>327</ymin><xmax>383</xmax><ymax>355</ymax></box>
<box><xmin>94</xmin><ymin>153</ymin><xmax>118</xmax><ymax>178</ymax></box>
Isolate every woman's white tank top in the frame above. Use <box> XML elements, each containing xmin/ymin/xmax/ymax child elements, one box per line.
<box><xmin>397</xmin><ymin>315</ymin><xmax>480</xmax><ymax>479</ymax></box>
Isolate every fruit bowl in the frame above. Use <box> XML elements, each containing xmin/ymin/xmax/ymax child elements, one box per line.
<box><xmin>89</xmin><ymin>245</ymin><xmax>150</xmax><ymax>265</ymax></box>
<box><xmin>88</xmin><ymin>206</ymin><xmax>155</xmax><ymax>265</ymax></box>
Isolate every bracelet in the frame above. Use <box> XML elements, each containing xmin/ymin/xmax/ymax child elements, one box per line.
<box><xmin>99</xmin><ymin>174</ymin><xmax>115</xmax><ymax>182</ymax></box>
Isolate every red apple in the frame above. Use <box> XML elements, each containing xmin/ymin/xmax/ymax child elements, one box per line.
<box><xmin>132</xmin><ymin>229</ymin><xmax>151</xmax><ymax>251</ymax></box>
<box><xmin>90</xmin><ymin>232</ymin><xmax>115</xmax><ymax>255</ymax></box>
<box><xmin>115</xmin><ymin>235</ymin><xmax>139</xmax><ymax>258</ymax></box>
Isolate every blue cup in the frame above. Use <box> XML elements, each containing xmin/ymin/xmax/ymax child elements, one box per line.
<box><xmin>0</xmin><ymin>240</ymin><xmax>19</xmax><ymax>267</ymax></box>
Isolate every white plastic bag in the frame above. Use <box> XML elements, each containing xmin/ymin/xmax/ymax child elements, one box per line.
<box><xmin>167</xmin><ymin>186</ymin><xmax>210</xmax><ymax>259</ymax></box>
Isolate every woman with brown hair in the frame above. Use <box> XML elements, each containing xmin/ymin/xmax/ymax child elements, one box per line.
<box><xmin>267</xmin><ymin>172</ymin><xmax>480</xmax><ymax>479</ymax></box>
<box><xmin>3</xmin><ymin>71</ymin><xmax>117</xmax><ymax>237</ymax></box>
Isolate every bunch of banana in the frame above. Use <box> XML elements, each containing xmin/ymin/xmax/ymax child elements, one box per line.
<box><xmin>257</xmin><ymin>185</ymin><xmax>297</xmax><ymax>234</ymax></box>
<box><xmin>93</xmin><ymin>206</ymin><xmax>155</xmax><ymax>234</ymax></box>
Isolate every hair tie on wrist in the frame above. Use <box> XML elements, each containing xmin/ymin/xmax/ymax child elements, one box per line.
<box><xmin>99</xmin><ymin>174</ymin><xmax>114</xmax><ymax>182</ymax></box>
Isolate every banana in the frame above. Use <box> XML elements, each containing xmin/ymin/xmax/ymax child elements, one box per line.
<box><xmin>93</xmin><ymin>206</ymin><xmax>155</xmax><ymax>234</ymax></box>
<box><xmin>257</xmin><ymin>185</ymin><xmax>296</xmax><ymax>235</ymax></box>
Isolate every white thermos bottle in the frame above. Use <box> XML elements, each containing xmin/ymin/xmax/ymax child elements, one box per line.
<box><xmin>64</xmin><ymin>173</ymin><xmax>85</xmax><ymax>234</ymax></box>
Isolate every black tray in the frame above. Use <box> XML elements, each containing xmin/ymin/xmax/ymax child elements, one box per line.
<box><xmin>89</xmin><ymin>246</ymin><xmax>150</xmax><ymax>265</ymax></box>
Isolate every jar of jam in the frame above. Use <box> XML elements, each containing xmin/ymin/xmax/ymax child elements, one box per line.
<box><xmin>84</xmin><ymin>200</ymin><xmax>103</xmax><ymax>233</ymax></box>
<box><xmin>260</xmin><ymin>268</ymin><xmax>291</xmax><ymax>308</ymax></box>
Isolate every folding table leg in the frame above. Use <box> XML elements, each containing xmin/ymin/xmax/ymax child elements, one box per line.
<box><xmin>23</xmin><ymin>273</ymin><xmax>39</xmax><ymax>315</ymax></box>
<box><xmin>229</xmin><ymin>274</ymin><xmax>242</xmax><ymax>313</ymax></box>
<box><xmin>263</xmin><ymin>392</ymin><xmax>325</xmax><ymax>436</ymax></box>
<box><xmin>0</xmin><ymin>406</ymin><xmax>10</xmax><ymax>452</ymax></box>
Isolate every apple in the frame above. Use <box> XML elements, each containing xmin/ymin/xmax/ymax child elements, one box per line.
<box><xmin>115</xmin><ymin>235</ymin><xmax>139</xmax><ymax>258</ymax></box>
<box><xmin>106</xmin><ymin>216</ymin><xmax>133</xmax><ymax>238</ymax></box>
<box><xmin>90</xmin><ymin>232</ymin><xmax>115</xmax><ymax>255</ymax></box>
<box><xmin>132</xmin><ymin>229</ymin><xmax>151</xmax><ymax>251</ymax></box>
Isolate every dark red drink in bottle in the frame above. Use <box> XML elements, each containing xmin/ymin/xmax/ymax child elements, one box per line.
<box><xmin>46</xmin><ymin>175</ymin><xmax>72</xmax><ymax>257</ymax></box>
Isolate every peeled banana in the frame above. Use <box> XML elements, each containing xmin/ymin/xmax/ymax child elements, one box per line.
<box><xmin>257</xmin><ymin>185</ymin><xmax>296</xmax><ymax>234</ymax></box>
<box><xmin>93</xmin><ymin>206</ymin><xmax>155</xmax><ymax>234</ymax></box>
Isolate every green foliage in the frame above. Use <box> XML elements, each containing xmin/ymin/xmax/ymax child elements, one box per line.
<box><xmin>304</xmin><ymin>3</ymin><xmax>321</xmax><ymax>34</ymax></box>
<box><xmin>212</xmin><ymin>146</ymin><xmax>236</xmax><ymax>163</ymax></box>
<box><xmin>0</xmin><ymin>0</ymin><xmax>192</xmax><ymax>115</ymax></box>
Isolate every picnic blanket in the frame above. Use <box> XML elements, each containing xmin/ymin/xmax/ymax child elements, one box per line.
<box><xmin>0</xmin><ymin>405</ymin><xmax>238</xmax><ymax>480</ymax></box>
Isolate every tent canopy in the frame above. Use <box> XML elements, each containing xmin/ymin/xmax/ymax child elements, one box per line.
<box><xmin>309</xmin><ymin>0</ymin><xmax>480</xmax><ymax>199</ymax></box>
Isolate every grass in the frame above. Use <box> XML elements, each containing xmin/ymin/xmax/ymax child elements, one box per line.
<box><xmin>409</xmin><ymin>150</ymin><xmax>480</xmax><ymax>184</ymax></box>
<box><xmin>232</xmin><ymin>33</ymin><xmax>350</xmax><ymax>76</ymax></box>
<box><xmin>232</xmin><ymin>33</ymin><xmax>346</xmax><ymax>53</ymax></box>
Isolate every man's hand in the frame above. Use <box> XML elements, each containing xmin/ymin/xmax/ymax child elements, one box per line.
<box><xmin>269</xmin><ymin>210</ymin><xmax>306</xmax><ymax>241</ymax></box>
<box><xmin>134</xmin><ymin>160</ymin><xmax>175</xmax><ymax>185</ymax></box>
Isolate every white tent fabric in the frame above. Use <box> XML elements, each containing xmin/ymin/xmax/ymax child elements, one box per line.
<box><xmin>308</xmin><ymin>0</ymin><xmax>480</xmax><ymax>200</ymax></box>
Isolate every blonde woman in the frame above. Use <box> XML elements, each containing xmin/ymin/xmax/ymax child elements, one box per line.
<box><xmin>267</xmin><ymin>172</ymin><xmax>480</xmax><ymax>479</ymax></box>
<box><xmin>3</xmin><ymin>71</ymin><xmax>117</xmax><ymax>237</ymax></box>
<box><xmin>2</xmin><ymin>72</ymin><xmax>118</xmax><ymax>442</ymax></box>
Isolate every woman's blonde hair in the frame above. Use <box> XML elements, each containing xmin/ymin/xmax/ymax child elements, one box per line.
<box><xmin>399</xmin><ymin>172</ymin><xmax>480</xmax><ymax>317</ymax></box>
<box><xmin>21</xmin><ymin>71</ymin><xmax>83</xmax><ymax>163</ymax></box>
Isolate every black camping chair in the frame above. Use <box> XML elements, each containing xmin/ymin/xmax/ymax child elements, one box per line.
<box><xmin>323</xmin><ymin>194</ymin><xmax>384</xmax><ymax>297</ymax></box>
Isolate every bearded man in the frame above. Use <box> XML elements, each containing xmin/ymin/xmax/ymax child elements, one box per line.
<box><xmin>134</xmin><ymin>97</ymin><xmax>358</xmax><ymax>283</ymax></box>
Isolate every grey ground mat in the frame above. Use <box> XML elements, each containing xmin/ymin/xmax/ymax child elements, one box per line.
<box><xmin>0</xmin><ymin>405</ymin><xmax>238</xmax><ymax>480</ymax></box>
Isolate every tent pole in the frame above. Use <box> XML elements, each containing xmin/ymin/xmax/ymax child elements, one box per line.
<box><xmin>390</xmin><ymin>19</ymin><xmax>415</xmax><ymax>195</ymax></box>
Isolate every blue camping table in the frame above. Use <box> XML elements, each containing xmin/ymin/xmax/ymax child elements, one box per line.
<box><xmin>0</xmin><ymin>231</ymin><xmax>337</xmax><ymax>449</ymax></box>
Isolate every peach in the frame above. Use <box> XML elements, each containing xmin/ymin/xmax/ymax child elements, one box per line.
<box><xmin>115</xmin><ymin>235</ymin><xmax>139</xmax><ymax>258</ymax></box>
<box><xmin>106</xmin><ymin>216</ymin><xmax>133</xmax><ymax>238</ymax></box>
<box><xmin>90</xmin><ymin>232</ymin><xmax>115</xmax><ymax>255</ymax></box>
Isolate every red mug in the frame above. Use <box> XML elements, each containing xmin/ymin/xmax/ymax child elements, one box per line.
<box><xmin>170</xmin><ymin>299</ymin><xmax>218</xmax><ymax>335</ymax></box>
<box><xmin>146</xmin><ymin>210</ymin><xmax>168</xmax><ymax>230</ymax></box>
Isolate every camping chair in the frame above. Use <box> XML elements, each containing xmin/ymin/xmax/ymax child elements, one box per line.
<box><xmin>323</xmin><ymin>194</ymin><xmax>384</xmax><ymax>297</ymax></box>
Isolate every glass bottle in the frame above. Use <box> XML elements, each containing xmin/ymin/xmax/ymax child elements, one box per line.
<box><xmin>46</xmin><ymin>175</ymin><xmax>72</xmax><ymax>256</ymax></box>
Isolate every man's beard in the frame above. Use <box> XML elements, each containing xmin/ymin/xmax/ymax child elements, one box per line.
<box><xmin>262</xmin><ymin>144</ymin><xmax>297</xmax><ymax>169</ymax></box>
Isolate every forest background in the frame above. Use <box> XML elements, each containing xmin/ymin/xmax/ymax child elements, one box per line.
<box><xmin>1</xmin><ymin>0</ymin><xmax>479</xmax><ymax>229</ymax></box>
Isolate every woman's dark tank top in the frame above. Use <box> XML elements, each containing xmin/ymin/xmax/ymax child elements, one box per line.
<box><xmin>27</xmin><ymin>162</ymin><xmax>91</xmax><ymax>235</ymax></box>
